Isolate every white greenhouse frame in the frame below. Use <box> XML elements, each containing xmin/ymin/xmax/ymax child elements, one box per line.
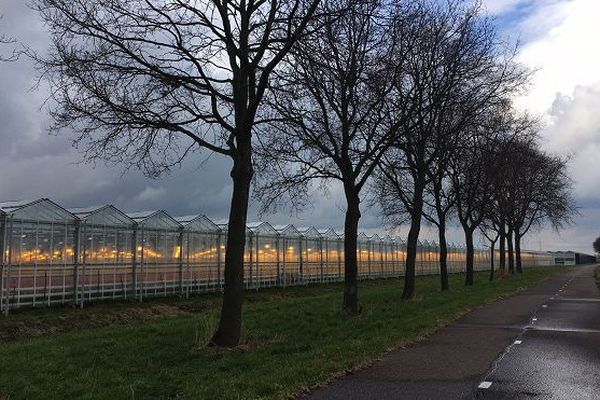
<box><xmin>0</xmin><ymin>198</ymin><xmax>556</xmax><ymax>313</ymax></box>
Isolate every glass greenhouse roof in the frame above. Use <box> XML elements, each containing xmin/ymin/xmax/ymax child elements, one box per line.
<box><xmin>274</xmin><ymin>224</ymin><xmax>302</xmax><ymax>237</ymax></box>
<box><xmin>0</xmin><ymin>198</ymin><xmax>438</xmax><ymax>246</ymax></box>
<box><xmin>317</xmin><ymin>228</ymin><xmax>340</xmax><ymax>238</ymax></box>
<box><xmin>247</xmin><ymin>222</ymin><xmax>278</xmax><ymax>235</ymax></box>
<box><xmin>358</xmin><ymin>233</ymin><xmax>371</xmax><ymax>241</ymax></box>
<box><xmin>0</xmin><ymin>198</ymin><xmax>77</xmax><ymax>223</ymax></box>
<box><xmin>126</xmin><ymin>210</ymin><xmax>182</xmax><ymax>230</ymax></box>
<box><xmin>176</xmin><ymin>215</ymin><xmax>221</xmax><ymax>233</ymax></box>
<box><xmin>70</xmin><ymin>205</ymin><xmax>135</xmax><ymax>227</ymax></box>
<box><xmin>297</xmin><ymin>227</ymin><xmax>321</xmax><ymax>238</ymax></box>
<box><xmin>214</xmin><ymin>220</ymin><xmax>278</xmax><ymax>235</ymax></box>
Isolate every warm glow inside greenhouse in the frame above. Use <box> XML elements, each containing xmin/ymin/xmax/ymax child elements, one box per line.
<box><xmin>0</xmin><ymin>198</ymin><xmax>555</xmax><ymax>312</ymax></box>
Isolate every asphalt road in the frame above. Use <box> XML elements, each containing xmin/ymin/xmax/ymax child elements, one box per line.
<box><xmin>304</xmin><ymin>265</ymin><xmax>600</xmax><ymax>400</ymax></box>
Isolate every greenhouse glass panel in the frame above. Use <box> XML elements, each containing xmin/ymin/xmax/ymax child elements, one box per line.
<box><xmin>317</xmin><ymin>228</ymin><xmax>339</xmax><ymax>281</ymax></box>
<box><xmin>393</xmin><ymin>238</ymin><xmax>406</xmax><ymax>276</ymax></box>
<box><xmin>5</xmin><ymin>220</ymin><xmax>76</xmax><ymax>309</ymax></box>
<box><xmin>382</xmin><ymin>236</ymin><xmax>395</xmax><ymax>277</ymax></box>
<box><xmin>177</xmin><ymin>215</ymin><xmax>222</xmax><ymax>294</ymax></box>
<box><xmin>282</xmin><ymin>235</ymin><xmax>301</xmax><ymax>286</ymax></box>
<box><xmin>73</xmin><ymin>206</ymin><xmax>136</xmax><ymax>303</ymax></box>
<box><xmin>1</xmin><ymin>200</ymin><xmax>78</xmax><ymax>312</ymax></box>
<box><xmin>371</xmin><ymin>239</ymin><xmax>381</xmax><ymax>278</ymax></box>
<box><xmin>130</xmin><ymin>211</ymin><xmax>182</xmax><ymax>299</ymax></box>
<box><xmin>253</xmin><ymin>233</ymin><xmax>278</xmax><ymax>288</ymax></box>
<box><xmin>357</xmin><ymin>233</ymin><xmax>371</xmax><ymax>278</ymax></box>
<box><xmin>298</xmin><ymin>227</ymin><xmax>321</xmax><ymax>283</ymax></box>
<box><xmin>324</xmin><ymin>237</ymin><xmax>342</xmax><ymax>281</ymax></box>
<box><xmin>183</xmin><ymin>230</ymin><xmax>220</xmax><ymax>294</ymax></box>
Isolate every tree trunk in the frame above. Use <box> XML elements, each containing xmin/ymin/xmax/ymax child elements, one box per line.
<box><xmin>438</xmin><ymin>219</ymin><xmax>449</xmax><ymax>291</ymax></box>
<box><xmin>343</xmin><ymin>188</ymin><xmax>361</xmax><ymax>314</ymax></box>
<box><xmin>499</xmin><ymin>229</ymin><xmax>506</xmax><ymax>277</ymax></box>
<box><xmin>489</xmin><ymin>238</ymin><xmax>496</xmax><ymax>281</ymax></box>
<box><xmin>507</xmin><ymin>228</ymin><xmax>515</xmax><ymax>275</ymax></box>
<box><xmin>211</xmin><ymin>142</ymin><xmax>253</xmax><ymax>347</ymax></box>
<box><xmin>515</xmin><ymin>233</ymin><xmax>523</xmax><ymax>273</ymax></box>
<box><xmin>402</xmin><ymin>179</ymin><xmax>425</xmax><ymax>300</ymax></box>
<box><xmin>464</xmin><ymin>228</ymin><xmax>475</xmax><ymax>286</ymax></box>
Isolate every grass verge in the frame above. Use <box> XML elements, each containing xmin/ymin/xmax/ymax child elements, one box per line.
<box><xmin>0</xmin><ymin>267</ymin><xmax>567</xmax><ymax>400</ymax></box>
<box><xmin>595</xmin><ymin>265</ymin><xmax>600</xmax><ymax>290</ymax></box>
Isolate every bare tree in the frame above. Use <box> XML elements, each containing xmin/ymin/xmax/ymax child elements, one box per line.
<box><xmin>375</xmin><ymin>0</ymin><xmax>527</xmax><ymax>297</ymax></box>
<box><xmin>254</xmin><ymin>0</ymin><xmax>408</xmax><ymax>314</ymax></box>
<box><xmin>451</xmin><ymin>118</ymin><xmax>498</xmax><ymax>286</ymax></box>
<box><xmin>422</xmin><ymin>169</ymin><xmax>455</xmax><ymax>290</ymax></box>
<box><xmin>482</xmin><ymin>112</ymin><xmax>538</xmax><ymax>276</ymax></box>
<box><xmin>34</xmin><ymin>0</ymin><xmax>322</xmax><ymax>347</ymax></box>
<box><xmin>479</xmin><ymin>220</ymin><xmax>498</xmax><ymax>281</ymax></box>
<box><xmin>509</xmin><ymin>146</ymin><xmax>576</xmax><ymax>272</ymax></box>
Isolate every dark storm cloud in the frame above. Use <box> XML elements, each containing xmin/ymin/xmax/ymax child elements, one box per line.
<box><xmin>0</xmin><ymin>3</ymin><xmax>236</xmax><ymax>217</ymax></box>
<box><xmin>0</xmin><ymin>2</ymin><xmax>357</xmax><ymax>232</ymax></box>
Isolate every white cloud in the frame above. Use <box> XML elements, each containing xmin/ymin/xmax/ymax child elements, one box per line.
<box><xmin>483</xmin><ymin>0</ymin><xmax>530</xmax><ymax>15</ymax></box>
<box><xmin>516</xmin><ymin>0</ymin><xmax>600</xmax><ymax>113</ymax></box>
<box><xmin>504</xmin><ymin>0</ymin><xmax>600</xmax><ymax>253</ymax></box>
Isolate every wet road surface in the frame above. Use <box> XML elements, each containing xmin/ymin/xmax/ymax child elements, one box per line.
<box><xmin>304</xmin><ymin>265</ymin><xmax>600</xmax><ymax>400</ymax></box>
<box><xmin>476</xmin><ymin>265</ymin><xmax>600</xmax><ymax>399</ymax></box>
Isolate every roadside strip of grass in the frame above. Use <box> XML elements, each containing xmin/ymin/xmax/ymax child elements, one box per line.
<box><xmin>595</xmin><ymin>265</ymin><xmax>600</xmax><ymax>289</ymax></box>
<box><xmin>0</xmin><ymin>267</ymin><xmax>567</xmax><ymax>400</ymax></box>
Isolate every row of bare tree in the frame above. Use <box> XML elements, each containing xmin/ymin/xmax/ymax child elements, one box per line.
<box><xmin>27</xmin><ymin>0</ymin><xmax>575</xmax><ymax>347</ymax></box>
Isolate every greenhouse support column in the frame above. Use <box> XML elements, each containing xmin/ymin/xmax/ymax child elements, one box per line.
<box><xmin>185</xmin><ymin>233</ymin><xmax>191</xmax><ymax>297</ymax></box>
<box><xmin>216</xmin><ymin>233</ymin><xmax>223</xmax><ymax>291</ymax></box>
<box><xmin>72</xmin><ymin>221</ymin><xmax>81</xmax><ymax>307</ymax></box>
<box><xmin>282</xmin><ymin>237</ymin><xmax>287</xmax><ymax>287</ymax></box>
<box><xmin>177</xmin><ymin>229</ymin><xmax>184</xmax><ymax>296</ymax></box>
<box><xmin>248</xmin><ymin>233</ymin><xmax>254</xmax><ymax>289</ymax></box>
<box><xmin>391</xmin><ymin>242</ymin><xmax>396</xmax><ymax>277</ymax></box>
<box><xmin>276</xmin><ymin>235</ymin><xmax>281</xmax><ymax>287</ymax></box>
<box><xmin>379</xmin><ymin>242</ymin><xmax>384</xmax><ymax>277</ymax></box>
<box><xmin>367</xmin><ymin>241</ymin><xmax>372</xmax><ymax>278</ymax></box>
<box><xmin>0</xmin><ymin>216</ymin><xmax>6</xmax><ymax>314</ymax></box>
<box><xmin>255</xmin><ymin>233</ymin><xmax>260</xmax><ymax>289</ymax></box>
<box><xmin>337</xmin><ymin>240</ymin><xmax>342</xmax><ymax>280</ymax></box>
<box><xmin>140</xmin><ymin>229</ymin><xmax>145</xmax><ymax>301</ymax></box>
<box><xmin>131</xmin><ymin>228</ymin><xmax>138</xmax><ymax>300</ymax></box>
<box><xmin>80</xmin><ymin>224</ymin><xmax>87</xmax><ymax>308</ymax></box>
<box><xmin>319</xmin><ymin>239</ymin><xmax>324</xmax><ymax>283</ymax></box>
<box><xmin>4</xmin><ymin>217</ymin><xmax>13</xmax><ymax>315</ymax></box>
<box><xmin>299</xmin><ymin>237</ymin><xmax>304</xmax><ymax>284</ymax></box>
<box><xmin>324</xmin><ymin>239</ymin><xmax>329</xmax><ymax>282</ymax></box>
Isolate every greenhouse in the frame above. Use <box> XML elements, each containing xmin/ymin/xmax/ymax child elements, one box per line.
<box><xmin>0</xmin><ymin>198</ymin><xmax>556</xmax><ymax>313</ymax></box>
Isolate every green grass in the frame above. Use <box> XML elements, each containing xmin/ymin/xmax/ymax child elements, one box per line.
<box><xmin>0</xmin><ymin>267</ymin><xmax>567</xmax><ymax>400</ymax></box>
<box><xmin>595</xmin><ymin>265</ymin><xmax>600</xmax><ymax>289</ymax></box>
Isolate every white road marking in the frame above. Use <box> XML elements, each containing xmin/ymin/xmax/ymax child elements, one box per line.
<box><xmin>514</xmin><ymin>340</ymin><xmax>523</xmax><ymax>344</ymax></box>
<box><xmin>532</xmin><ymin>318</ymin><xmax>538</xmax><ymax>321</ymax></box>
<box><xmin>542</xmin><ymin>305</ymin><xmax>548</xmax><ymax>308</ymax></box>
<box><xmin>478</xmin><ymin>381</ymin><xmax>493</xmax><ymax>389</ymax></box>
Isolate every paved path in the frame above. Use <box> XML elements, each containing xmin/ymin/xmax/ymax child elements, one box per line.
<box><xmin>304</xmin><ymin>265</ymin><xmax>600</xmax><ymax>400</ymax></box>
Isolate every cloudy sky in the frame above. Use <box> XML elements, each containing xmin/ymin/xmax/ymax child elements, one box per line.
<box><xmin>0</xmin><ymin>0</ymin><xmax>599</xmax><ymax>253</ymax></box>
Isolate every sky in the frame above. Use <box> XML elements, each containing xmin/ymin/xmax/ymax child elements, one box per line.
<box><xmin>0</xmin><ymin>0</ymin><xmax>599</xmax><ymax>253</ymax></box>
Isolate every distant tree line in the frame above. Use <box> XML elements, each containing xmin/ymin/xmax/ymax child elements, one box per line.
<box><xmin>32</xmin><ymin>0</ymin><xmax>575</xmax><ymax>347</ymax></box>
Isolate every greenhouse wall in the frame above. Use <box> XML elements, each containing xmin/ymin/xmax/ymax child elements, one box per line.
<box><xmin>0</xmin><ymin>198</ymin><xmax>556</xmax><ymax>313</ymax></box>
